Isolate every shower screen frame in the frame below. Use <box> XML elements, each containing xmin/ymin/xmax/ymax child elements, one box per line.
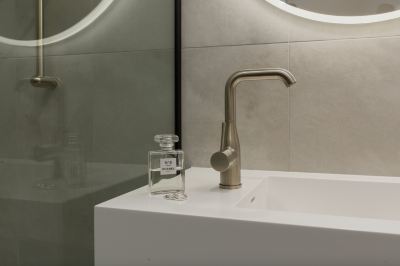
<box><xmin>175</xmin><ymin>0</ymin><xmax>182</xmax><ymax>149</ymax></box>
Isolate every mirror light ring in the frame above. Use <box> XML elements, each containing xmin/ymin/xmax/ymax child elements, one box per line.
<box><xmin>266</xmin><ymin>0</ymin><xmax>400</xmax><ymax>24</ymax></box>
<box><xmin>0</xmin><ymin>0</ymin><xmax>114</xmax><ymax>47</ymax></box>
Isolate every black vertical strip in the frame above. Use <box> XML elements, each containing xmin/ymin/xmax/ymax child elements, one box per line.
<box><xmin>175</xmin><ymin>0</ymin><xmax>182</xmax><ymax>149</ymax></box>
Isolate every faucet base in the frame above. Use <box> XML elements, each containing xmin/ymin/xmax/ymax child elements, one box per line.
<box><xmin>219</xmin><ymin>183</ymin><xmax>242</xmax><ymax>190</ymax></box>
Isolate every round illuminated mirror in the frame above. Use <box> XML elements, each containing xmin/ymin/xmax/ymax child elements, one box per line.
<box><xmin>266</xmin><ymin>0</ymin><xmax>400</xmax><ymax>24</ymax></box>
<box><xmin>0</xmin><ymin>0</ymin><xmax>114</xmax><ymax>46</ymax></box>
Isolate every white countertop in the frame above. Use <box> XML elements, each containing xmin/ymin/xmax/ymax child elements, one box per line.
<box><xmin>97</xmin><ymin>167</ymin><xmax>400</xmax><ymax>236</ymax></box>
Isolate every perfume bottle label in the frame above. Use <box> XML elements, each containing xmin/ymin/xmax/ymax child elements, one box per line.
<box><xmin>160</xmin><ymin>158</ymin><xmax>177</xmax><ymax>175</ymax></box>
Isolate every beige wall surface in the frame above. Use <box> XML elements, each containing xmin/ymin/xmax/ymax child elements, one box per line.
<box><xmin>182</xmin><ymin>0</ymin><xmax>400</xmax><ymax>176</ymax></box>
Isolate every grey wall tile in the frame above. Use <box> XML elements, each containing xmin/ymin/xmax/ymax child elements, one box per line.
<box><xmin>46</xmin><ymin>54</ymin><xmax>96</xmax><ymax>156</ymax></box>
<box><xmin>0</xmin><ymin>0</ymin><xmax>176</xmax><ymax>162</ymax></box>
<box><xmin>0</xmin><ymin>0</ymin><xmax>35</xmax><ymax>41</ymax></box>
<box><xmin>43</xmin><ymin>0</ymin><xmax>100</xmax><ymax>38</ymax></box>
<box><xmin>91</xmin><ymin>50</ymin><xmax>175</xmax><ymax>164</ymax></box>
<box><xmin>14</xmin><ymin>55</ymin><xmax>94</xmax><ymax>160</ymax></box>
<box><xmin>15</xmin><ymin>57</ymin><xmax>64</xmax><ymax>159</ymax></box>
<box><xmin>247</xmin><ymin>1</ymin><xmax>400</xmax><ymax>43</ymax></box>
<box><xmin>45</xmin><ymin>0</ymin><xmax>175</xmax><ymax>56</ymax></box>
<box><xmin>183</xmin><ymin>0</ymin><xmax>400</xmax><ymax>47</ymax></box>
<box><xmin>0</xmin><ymin>0</ymin><xmax>174</xmax><ymax>59</ymax></box>
<box><xmin>287</xmin><ymin>13</ymin><xmax>400</xmax><ymax>43</ymax></box>
<box><xmin>10</xmin><ymin>50</ymin><xmax>175</xmax><ymax>164</ymax></box>
<box><xmin>182</xmin><ymin>0</ymin><xmax>290</xmax><ymax>48</ymax></box>
<box><xmin>0</xmin><ymin>0</ymin><xmax>18</xmax><ymax>40</ymax></box>
<box><xmin>290</xmin><ymin>37</ymin><xmax>400</xmax><ymax>176</ymax></box>
<box><xmin>0</xmin><ymin>2</ymin><xmax>176</xmax><ymax>266</ymax></box>
<box><xmin>182</xmin><ymin>43</ymin><xmax>290</xmax><ymax>170</ymax></box>
<box><xmin>182</xmin><ymin>0</ymin><xmax>400</xmax><ymax>176</ymax></box>
<box><xmin>0</xmin><ymin>59</ymin><xmax>18</xmax><ymax>159</ymax></box>
<box><xmin>183</xmin><ymin>120</ymin><xmax>221</xmax><ymax>167</ymax></box>
<box><xmin>0</xmin><ymin>45</ymin><xmax>35</xmax><ymax>60</ymax></box>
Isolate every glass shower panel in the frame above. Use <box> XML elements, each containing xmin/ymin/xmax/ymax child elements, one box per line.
<box><xmin>0</xmin><ymin>0</ymin><xmax>176</xmax><ymax>265</ymax></box>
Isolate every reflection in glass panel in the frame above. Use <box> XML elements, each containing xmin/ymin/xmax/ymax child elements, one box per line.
<box><xmin>0</xmin><ymin>0</ymin><xmax>176</xmax><ymax>265</ymax></box>
<box><xmin>0</xmin><ymin>0</ymin><xmax>103</xmax><ymax>40</ymax></box>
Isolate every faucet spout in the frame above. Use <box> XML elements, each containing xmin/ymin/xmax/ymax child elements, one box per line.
<box><xmin>225</xmin><ymin>68</ymin><xmax>296</xmax><ymax>123</ymax></box>
<box><xmin>211</xmin><ymin>68</ymin><xmax>296</xmax><ymax>189</ymax></box>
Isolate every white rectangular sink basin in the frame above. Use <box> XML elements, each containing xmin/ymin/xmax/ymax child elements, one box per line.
<box><xmin>95</xmin><ymin>168</ymin><xmax>400</xmax><ymax>266</ymax></box>
<box><xmin>238</xmin><ymin>176</ymin><xmax>400</xmax><ymax>221</ymax></box>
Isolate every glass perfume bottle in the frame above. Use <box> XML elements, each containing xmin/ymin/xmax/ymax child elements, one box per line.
<box><xmin>62</xmin><ymin>133</ymin><xmax>87</xmax><ymax>187</ymax></box>
<box><xmin>148</xmin><ymin>134</ymin><xmax>186</xmax><ymax>199</ymax></box>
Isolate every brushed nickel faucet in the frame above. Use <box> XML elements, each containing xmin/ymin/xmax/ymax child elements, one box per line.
<box><xmin>210</xmin><ymin>68</ymin><xmax>296</xmax><ymax>189</ymax></box>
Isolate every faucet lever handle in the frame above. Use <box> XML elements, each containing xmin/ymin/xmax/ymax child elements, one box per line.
<box><xmin>210</xmin><ymin>147</ymin><xmax>237</xmax><ymax>172</ymax></box>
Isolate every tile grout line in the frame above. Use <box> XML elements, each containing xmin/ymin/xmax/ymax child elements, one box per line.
<box><xmin>182</xmin><ymin>33</ymin><xmax>400</xmax><ymax>51</ymax></box>
<box><xmin>0</xmin><ymin>48</ymin><xmax>175</xmax><ymax>60</ymax></box>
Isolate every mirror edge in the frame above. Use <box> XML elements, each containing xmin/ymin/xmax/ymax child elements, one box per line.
<box><xmin>266</xmin><ymin>0</ymin><xmax>400</xmax><ymax>24</ymax></box>
<box><xmin>0</xmin><ymin>0</ymin><xmax>114</xmax><ymax>47</ymax></box>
